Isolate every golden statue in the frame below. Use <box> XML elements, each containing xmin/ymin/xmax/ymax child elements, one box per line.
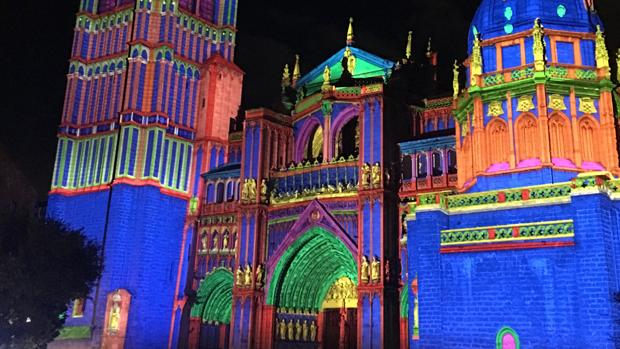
<box><xmin>235</xmin><ymin>267</ymin><xmax>244</xmax><ymax>287</ymax></box>
<box><xmin>244</xmin><ymin>265</ymin><xmax>252</xmax><ymax>287</ymax></box>
<box><xmin>279</xmin><ymin>319</ymin><xmax>287</xmax><ymax>340</ymax></box>
<box><xmin>302</xmin><ymin>320</ymin><xmax>309</xmax><ymax>341</ymax></box>
<box><xmin>532</xmin><ymin>18</ymin><xmax>545</xmax><ymax>72</ymax></box>
<box><xmin>287</xmin><ymin>319</ymin><xmax>294</xmax><ymax>340</ymax></box>
<box><xmin>310</xmin><ymin>321</ymin><xmax>317</xmax><ymax>341</ymax></box>
<box><xmin>260</xmin><ymin>179</ymin><xmax>268</xmax><ymax>202</ymax></box>
<box><xmin>452</xmin><ymin>60</ymin><xmax>459</xmax><ymax>99</ymax></box>
<box><xmin>247</xmin><ymin>179</ymin><xmax>257</xmax><ymax>202</ymax></box>
<box><xmin>595</xmin><ymin>25</ymin><xmax>610</xmax><ymax>77</ymax></box>
<box><xmin>241</xmin><ymin>179</ymin><xmax>249</xmax><ymax>202</ymax></box>
<box><xmin>371</xmin><ymin>163</ymin><xmax>382</xmax><ymax>188</ymax></box>
<box><xmin>345</xmin><ymin>47</ymin><xmax>356</xmax><ymax>75</ymax></box>
<box><xmin>295</xmin><ymin>319</ymin><xmax>302</xmax><ymax>341</ymax></box>
<box><xmin>322</xmin><ymin>66</ymin><xmax>331</xmax><ymax>91</ymax></box>
<box><xmin>108</xmin><ymin>293</ymin><xmax>121</xmax><ymax>333</ymax></box>
<box><xmin>371</xmin><ymin>257</ymin><xmax>380</xmax><ymax>283</ymax></box>
<box><xmin>361</xmin><ymin>255</ymin><xmax>370</xmax><ymax>284</ymax></box>
<box><xmin>255</xmin><ymin>264</ymin><xmax>264</xmax><ymax>288</ymax></box>
<box><xmin>201</xmin><ymin>233</ymin><xmax>208</xmax><ymax>251</ymax></box>
<box><xmin>470</xmin><ymin>34</ymin><xmax>482</xmax><ymax>86</ymax></box>
<box><xmin>222</xmin><ymin>232</ymin><xmax>229</xmax><ymax>250</ymax></box>
<box><xmin>360</xmin><ymin>163</ymin><xmax>371</xmax><ymax>188</ymax></box>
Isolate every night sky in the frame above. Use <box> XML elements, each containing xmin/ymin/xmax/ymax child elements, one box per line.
<box><xmin>1</xmin><ymin>0</ymin><xmax>619</xmax><ymax>199</ymax></box>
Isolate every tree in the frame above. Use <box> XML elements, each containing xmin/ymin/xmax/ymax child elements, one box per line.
<box><xmin>0</xmin><ymin>207</ymin><xmax>102</xmax><ymax>349</ymax></box>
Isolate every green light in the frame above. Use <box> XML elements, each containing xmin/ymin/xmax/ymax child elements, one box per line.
<box><xmin>557</xmin><ymin>4</ymin><xmax>567</xmax><ymax>18</ymax></box>
<box><xmin>504</xmin><ymin>23</ymin><xmax>514</xmax><ymax>34</ymax></box>
<box><xmin>504</xmin><ymin>7</ymin><xmax>513</xmax><ymax>21</ymax></box>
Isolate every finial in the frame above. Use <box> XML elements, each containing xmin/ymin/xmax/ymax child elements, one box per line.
<box><xmin>470</xmin><ymin>34</ymin><xmax>483</xmax><ymax>87</ymax></box>
<box><xmin>426</xmin><ymin>37</ymin><xmax>432</xmax><ymax>58</ymax></box>
<box><xmin>595</xmin><ymin>25</ymin><xmax>610</xmax><ymax>77</ymax></box>
<box><xmin>292</xmin><ymin>55</ymin><xmax>301</xmax><ymax>87</ymax></box>
<box><xmin>532</xmin><ymin>18</ymin><xmax>546</xmax><ymax>72</ymax></box>
<box><xmin>405</xmin><ymin>31</ymin><xmax>413</xmax><ymax>61</ymax></box>
<box><xmin>616</xmin><ymin>49</ymin><xmax>620</xmax><ymax>83</ymax></box>
<box><xmin>346</xmin><ymin>17</ymin><xmax>354</xmax><ymax>46</ymax></box>
<box><xmin>282</xmin><ymin>64</ymin><xmax>291</xmax><ymax>88</ymax></box>
<box><xmin>453</xmin><ymin>60</ymin><xmax>460</xmax><ymax>100</ymax></box>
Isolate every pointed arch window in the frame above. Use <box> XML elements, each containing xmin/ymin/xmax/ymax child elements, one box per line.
<box><xmin>306</xmin><ymin>126</ymin><xmax>324</xmax><ymax>162</ymax></box>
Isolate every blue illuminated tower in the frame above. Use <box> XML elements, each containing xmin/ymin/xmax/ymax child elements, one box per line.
<box><xmin>47</xmin><ymin>0</ymin><xmax>242</xmax><ymax>347</ymax></box>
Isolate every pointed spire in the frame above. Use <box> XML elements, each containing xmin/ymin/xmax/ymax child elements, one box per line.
<box><xmin>346</xmin><ymin>17</ymin><xmax>354</xmax><ymax>46</ymax></box>
<box><xmin>616</xmin><ymin>49</ymin><xmax>620</xmax><ymax>83</ymax></box>
<box><xmin>405</xmin><ymin>31</ymin><xmax>413</xmax><ymax>61</ymax></box>
<box><xmin>292</xmin><ymin>54</ymin><xmax>301</xmax><ymax>86</ymax></box>
<box><xmin>595</xmin><ymin>25</ymin><xmax>610</xmax><ymax>78</ymax></box>
<box><xmin>426</xmin><ymin>37</ymin><xmax>432</xmax><ymax>58</ymax></box>
<box><xmin>470</xmin><ymin>34</ymin><xmax>483</xmax><ymax>87</ymax></box>
<box><xmin>281</xmin><ymin>64</ymin><xmax>291</xmax><ymax>88</ymax></box>
<box><xmin>453</xmin><ymin>60</ymin><xmax>460</xmax><ymax>100</ymax></box>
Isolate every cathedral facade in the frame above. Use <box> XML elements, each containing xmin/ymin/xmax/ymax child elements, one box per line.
<box><xmin>47</xmin><ymin>0</ymin><xmax>620</xmax><ymax>348</ymax></box>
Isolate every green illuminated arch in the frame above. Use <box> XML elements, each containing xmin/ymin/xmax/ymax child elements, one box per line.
<box><xmin>496</xmin><ymin>327</ymin><xmax>520</xmax><ymax>349</ymax></box>
<box><xmin>190</xmin><ymin>268</ymin><xmax>233</xmax><ymax>324</ymax></box>
<box><xmin>267</xmin><ymin>227</ymin><xmax>357</xmax><ymax>310</ymax></box>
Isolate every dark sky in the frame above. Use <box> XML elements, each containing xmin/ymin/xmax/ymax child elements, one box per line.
<box><xmin>1</xmin><ymin>0</ymin><xmax>619</xmax><ymax>199</ymax></box>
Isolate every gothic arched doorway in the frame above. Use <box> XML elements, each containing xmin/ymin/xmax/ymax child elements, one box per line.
<box><xmin>267</xmin><ymin>226</ymin><xmax>358</xmax><ymax>349</ymax></box>
<box><xmin>189</xmin><ymin>268</ymin><xmax>233</xmax><ymax>349</ymax></box>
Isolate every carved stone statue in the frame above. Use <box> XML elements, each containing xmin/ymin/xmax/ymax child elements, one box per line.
<box><xmin>309</xmin><ymin>321</ymin><xmax>317</xmax><ymax>341</ymax></box>
<box><xmin>452</xmin><ymin>60</ymin><xmax>459</xmax><ymax>99</ymax></box>
<box><xmin>302</xmin><ymin>320</ymin><xmax>309</xmax><ymax>341</ymax></box>
<box><xmin>212</xmin><ymin>233</ymin><xmax>219</xmax><ymax>251</ymax></box>
<box><xmin>361</xmin><ymin>256</ymin><xmax>370</xmax><ymax>284</ymax></box>
<box><xmin>255</xmin><ymin>264</ymin><xmax>264</xmax><ymax>288</ymax></box>
<box><xmin>322</xmin><ymin>66</ymin><xmax>331</xmax><ymax>91</ymax></box>
<box><xmin>108</xmin><ymin>292</ymin><xmax>122</xmax><ymax>333</ymax></box>
<box><xmin>532</xmin><ymin>18</ymin><xmax>546</xmax><ymax>71</ymax></box>
<box><xmin>244</xmin><ymin>265</ymin><xmax>252</xmax><ymax>287</ymax></box>
<box><xmin>247</xmin><ymin>179</ymin><xmax>257</xmax><ymax>202</ymax></box>
<box><xmin>201</xmin><ymin>233</ymin><xmax>208</xmax><ymax>252</ymax></box>
<box><xmin>287</xmin><ymin>319</ymin><xmax>294</xmax><ymax>341</ymax></box>
<box><xmin>235</xmin><ymin>267</ymin><xmax>244</xmax><ymax>287</ymax></box>
<box><xmin>260</xmin><ymin>179</ymin><xmax>268</xmax><ymax>202</ymax></box>
<box><xmin>371</xmin><ymin>257</ymin><xmax>380</xmax><ymax>283</ymax></box>
<box><xmin>295</xmin><ymin>319</ymin><xmax>302</xmax><ymax>341</ymax></box>
<box><xmin>241</xmin><ymin>179</ymin><xmax>249</xmax><ymax>202</ymax></box>
<box><xmin>222</xmin><ymin>232</ymin><xmax>229</xmax><ymax>250</ymax></box>
<box><xmin>371</xmin><ymin>163</ymin><xmax>382</xmax><ymax>187</ymax></box>
<box><xmin>278</xmin><ymin>319</ymin><xmax>287</xmax><ymax>340</ymax></box>
<box><xmin>360</xmin><ymin>163</ymin><xmax>371</xmax><ymax>188</ymax></box>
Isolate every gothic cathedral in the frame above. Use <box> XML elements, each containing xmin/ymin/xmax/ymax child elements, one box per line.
<box><xmin>48</xmin><ymin>0</ymin><xmax>620</xmax><ymax>348</ymax></box>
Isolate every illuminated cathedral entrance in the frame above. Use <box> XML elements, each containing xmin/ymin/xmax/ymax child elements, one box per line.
<box><xmin>268</xmin><ymin>227</ymin><xmax>358</xmax><ymax>349</ymax></box>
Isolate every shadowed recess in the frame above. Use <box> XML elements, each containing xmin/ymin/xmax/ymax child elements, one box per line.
<box><xmin>267</xmin><ymin>227</ymin><xmax>358</xmax><ymax>310</ymax></box>
<box><xmin>190</xmin><ymin>268</ymin><xmax>233</xmax><ymax>324</ymax></box>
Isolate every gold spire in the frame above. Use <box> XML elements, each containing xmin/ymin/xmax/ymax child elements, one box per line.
<box><xmin>595</xmin><ymin>25</ymin><xmax>610</xmax><ymax>78</ymax></box>
<box><xmin>405</xmin><ymin>31</ymin><xmax>413</xmax><ymax>61</ymax></box>
<box><xmin>292</xmin><ymin>54</ymin><xmax>301</xmax><ymax>86</ymax></box>
<box><xmin>453</xmin><ymin>60</ymin><xmax>460</xmax><ymax>99</ymax></box>
<box><xmin>532</xmin><ymin>18</ymin><xmax>546</xmax><ymax>72</ymax></box>
<box><xmin>281</xmin><ymin>64</ymin><xmax>290</xmax><ymax>87</ymax></box>
<box><xmin>426</xmin><ymin>37</ymin><xmax>432</xmax><ymax>58</ymax></box>
<box><xmin>346</xmin><ymin>17</ymin><xmax>354</xmax><ymax>46</ymax></box>
<box><xmin>470</xmin><ymin>34</ymin><xmax>482</xmax><ymax>87</ymax></box>
<box><xmin>616</xmin><ymin>49</ymin><xmax>620</xmax><ymax>83</ymax></box>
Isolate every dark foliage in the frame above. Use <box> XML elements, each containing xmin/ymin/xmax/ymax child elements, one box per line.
<box><xmin>0</xmin><ymin>207</ymin><xmax>102</xmax><ymax>349</ymax></box>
